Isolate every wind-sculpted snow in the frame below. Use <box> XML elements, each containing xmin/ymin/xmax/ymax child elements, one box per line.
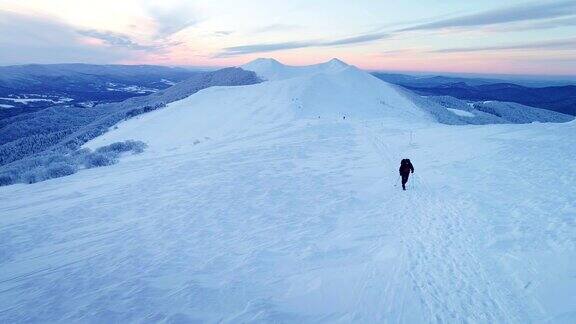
<box><xmin>0</xmin><ymin>68</ymin><xmax>261</xmax><ymax>185</ymax></box>
<box><xmin>1</xmin><ymin>113</ymin><xmax>575</xmax><ymax>322</ymax></box>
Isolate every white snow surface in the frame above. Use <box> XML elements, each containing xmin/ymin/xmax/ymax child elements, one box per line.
<box><xmin>86</xmin><ymin>59</ymin><xmax>430</xmax><ymax>151</ymax></box>
<box><xmin>447</xmin><ymin>108</ymin><xmax>475</xmax><ymax>117</ymax></box>
<box><xmin>1</xmin><ymin>59</ymin><xmax>575</xmax><ymax>323</ymax></box>
<box><xmin>242</xmin><ymin>58</ymin><xmax>351</xmax><ymax>81</ymax></box>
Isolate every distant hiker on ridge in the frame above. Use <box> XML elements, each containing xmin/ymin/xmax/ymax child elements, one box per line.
<box><xmin>399</xmin><ymin>159</ymin><xmax>414</xmax><ymax>191</ymax></box>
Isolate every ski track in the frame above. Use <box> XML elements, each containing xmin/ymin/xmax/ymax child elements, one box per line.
<box><xmin>1</xmin><ymin>119</ymin><xmax>575</xmax><ymax>323</ymax></box>
<box><xmin>358</xmin><ymin>121</ymin><xmax>538</xmax><ymax>323</ymax></box>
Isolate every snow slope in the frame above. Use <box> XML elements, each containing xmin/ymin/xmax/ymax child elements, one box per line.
<box><xmin>86</xmin><ymin>59</ymin><xmax>430</xmax><ymax>152</ymax></box>
<box><xmin>1</xmin><ymin>59</ymin><xmax>575</xmax><ymax>323</ymax></box>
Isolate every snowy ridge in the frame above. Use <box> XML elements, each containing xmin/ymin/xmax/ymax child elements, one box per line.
<box><xmin>87</xmin><ymin>58</ymin><xmax>431</xmax><ymax>151</ymax></box>
<box><xmin>88</xmin><ymin>58</ymin><xmax>571</xmax><ymax>155</ymax></box>
<box><xmin>241</xmin><ymin>58</ymin><xmax>351</xmax><ymax>81</ymax></box>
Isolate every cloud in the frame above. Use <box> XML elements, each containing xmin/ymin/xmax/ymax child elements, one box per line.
<box><xmin>0</xmin><ymin>10</ymin><xmax>129</xmax><ymax>65</ymax></box>
<box><xmin>434</xmin><ymin>37</ymin><xmax>576</xmax><ymax>53</ymax></box>
<box><xmin>145</xmin><ymin>3</ymin><xmax>198</xmax><ymax>38</ymax></box>
<box><xmin>399</xmin><ymin>0</ymin><xmax>576</xmax><ymax>31</ymax></box>
<box><xmin>218</xmin><ymin>32</ymin><xmax>389</xmax><ymax>56</ymax></box>
<box><xmin>77</xmin><ymin>29</ymin><xmax>158</xmax><ymax>51</ymax></box>
<box><xmin>252</xmin><ymin>24</ymin><xmax>301</xmax><ymax>33</ymax></box>
<box><xmin>213</xmin><ymin>30</ymin><xmax>234</xmax><ymax>37</ymax></box>
<box><xmin>323</xmin><ymin>32</ymin><xmax>389</xmax><ymax>46</ymax></box>
<box><xmin>379</xmin><ymin>48</ymin><xmax>426</xmax><ymax>55</ymax></box>
<box><xmin>486</xmin><ymin>16</ymin><xmax>576</xmax><ymax>32</ymax></box>
<box><xmin>218</xmin><ymin>1</ymin><xmax>575</xmax><ymax>58</ymax></box>
<box><xmin>220</xmin><ymin>41</ymin><xmax>314</xmax><ymax>56</ymax></box>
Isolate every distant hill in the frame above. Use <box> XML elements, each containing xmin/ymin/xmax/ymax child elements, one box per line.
<box><xmin>372</xmin><ymin>73</ymin><xmax>576</xmax><ymax>116</ymax></box>
<box><xmin>0</xmin><ymin>63</ymin><xmax>199</xmax><ymax>110</ymax></box>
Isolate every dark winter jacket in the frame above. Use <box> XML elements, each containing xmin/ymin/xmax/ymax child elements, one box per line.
<box><xmin>399</xmin><ymin>159</ymin><xmax>414</xmax><ymax>176</ymax></box>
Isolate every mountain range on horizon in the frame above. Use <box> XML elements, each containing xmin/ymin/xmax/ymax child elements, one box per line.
<box><xmin>1</xmin><ymin>60</ymin><xmax>574</xmax><ymax>117</ymax></box>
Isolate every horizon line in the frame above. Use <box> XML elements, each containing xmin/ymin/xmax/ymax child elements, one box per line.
<box><xmin>1</xmin><ymin>59</ymin><xmax>575</xmax><ymax>79</ymax></box>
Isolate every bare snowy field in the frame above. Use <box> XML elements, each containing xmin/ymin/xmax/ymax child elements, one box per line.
<box><xmin>1</xmin><ymin>60</ymin><xmax>575</xmax><ymax>323</ymax></box>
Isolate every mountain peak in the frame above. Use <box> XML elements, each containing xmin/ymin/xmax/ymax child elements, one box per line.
<box><xmin>241</xmin><ymin>57</ymin><xmax>354</xmax><ymax>81</ymax></box>
<box><xmin>326</xmin><ymin>58</ymin><xmax>348</xmax><ymax>67</ymax></box>
<box><xmin>243</xmin><ymin>58</ymin><xmax>282</xmax><ymax>68</ymax></box>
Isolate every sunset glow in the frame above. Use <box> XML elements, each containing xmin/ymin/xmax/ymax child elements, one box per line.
<box><xmin>1</xmin><ymin>0</ymin><xmax>575</xmax><ymax>75</ymax></box>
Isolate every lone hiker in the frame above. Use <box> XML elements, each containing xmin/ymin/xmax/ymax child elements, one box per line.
<box><xmin>399</xmin><ymin>159</ymin><xmax>414</xmax><ymax>190</ymax></box>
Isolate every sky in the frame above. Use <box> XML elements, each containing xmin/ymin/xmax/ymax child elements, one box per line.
<box><xmin>0</xmin><ymin>0</ymin><xmax>575</xmax><ymax>75</ymax></box>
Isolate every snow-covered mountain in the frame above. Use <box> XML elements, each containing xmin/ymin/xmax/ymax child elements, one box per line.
<box><xmin>86</xmin><ymin>58</ymin><xmax>571</xmax><ymax>152</ymax></box>
<box><xmin>86</xmin><ymin>58</ymin><xmax>432</xmax><ymax>151</ymax></box>
<box><xmin>1</xmin><ymin>58</ymin><xmax>575</xmax><ymax>323</ymax></box>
